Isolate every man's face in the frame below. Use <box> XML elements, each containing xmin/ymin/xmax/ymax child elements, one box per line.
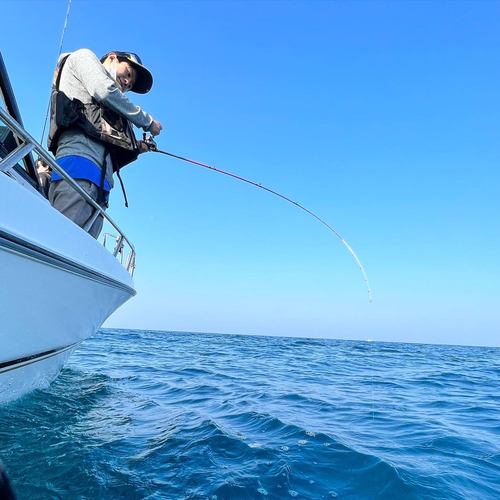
<box><xmin>103</xmin><ymin>54</ymin><xmax>137</xmax><ymax>92</ymax></box>
<box><xmin>115</xmin><ymin>61</ymin><xmax>136</xmax><ymax>92</ymax></box>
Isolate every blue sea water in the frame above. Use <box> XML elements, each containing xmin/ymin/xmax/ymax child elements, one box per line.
<box><xmin>0</xmin><ymin>330</ymin><xmax>499</xmax><ymax>500</ymax></box>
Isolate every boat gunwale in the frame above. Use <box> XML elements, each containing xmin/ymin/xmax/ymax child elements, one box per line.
<box><xmin>0</xmin><ymin>228</ymin><xmax>137</xmax><ymax>296</ymax></box>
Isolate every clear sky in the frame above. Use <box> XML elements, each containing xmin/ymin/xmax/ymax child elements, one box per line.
<box><xmin>2</xmin><ymin>1</ymin><xmax>499</xmax><ymax>346</ymax></box>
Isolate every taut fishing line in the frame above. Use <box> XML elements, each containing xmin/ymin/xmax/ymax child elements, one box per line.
<box><xmin>40</xmin><ymin>0</ymin><xmax>73</xmax><ymax>145</ymax></box>
<box><xmin>143</xmin><ymin>135</ymin><xmax>373</xmax><ymax>302</ymax></box>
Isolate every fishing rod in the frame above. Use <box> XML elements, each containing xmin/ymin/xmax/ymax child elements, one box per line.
<box><xmin>143</xmin><ymin>134</ymin><xmax>373</xmax><ymax>302</ymax></box>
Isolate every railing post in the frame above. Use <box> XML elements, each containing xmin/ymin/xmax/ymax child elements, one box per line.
<box><xmin>0</xmin><ymin>142</ymin><xmax>35</xmax><ymax>173</ymax></box>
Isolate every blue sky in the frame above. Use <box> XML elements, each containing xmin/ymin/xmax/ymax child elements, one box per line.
<box><xmin>2</xmin><ymin>1</ymin><xmax>499</xmax><ymax>346</ymax></box>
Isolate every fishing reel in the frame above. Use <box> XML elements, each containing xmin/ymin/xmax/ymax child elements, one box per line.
<box><xmin>142</xmin><ymin>133</ymin><xmax>158</xmax><ymax>152</ymax></box>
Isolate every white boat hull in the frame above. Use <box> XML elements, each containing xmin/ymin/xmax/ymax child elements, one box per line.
<box><xmin>0</xmin><ymin>344</ymin><xmax>77</xmax><ymax>403</ymax></box>
<box><xmin>0</xmin><ymin>169</ymin><xmax>136</xmax><ymax>403</ymax></box>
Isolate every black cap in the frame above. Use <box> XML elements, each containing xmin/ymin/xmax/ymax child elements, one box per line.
<box><xmin>103</xmin><ymin>51</ymin><xmax>153</xmax><ymax>94</ymax></box>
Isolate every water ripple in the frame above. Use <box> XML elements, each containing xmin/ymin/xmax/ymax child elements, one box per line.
<box><xmin>0</xmin><ymin>331</ymin><xmax>499</xmax><ymax>499</ymax></box>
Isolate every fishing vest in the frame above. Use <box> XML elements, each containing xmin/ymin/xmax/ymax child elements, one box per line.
<box><xmin>47</xmin><ymin>54</ymin><xmax>140</xmax><ymax>173</ymax></box>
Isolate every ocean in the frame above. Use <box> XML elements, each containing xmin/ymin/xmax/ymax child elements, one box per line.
<box><xmin>0</xmin><ymin>330</ymin><xmax>499</xmax><ymax>499</ymax></box>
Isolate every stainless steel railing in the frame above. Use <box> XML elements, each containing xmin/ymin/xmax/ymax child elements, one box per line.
<box><xmin>0</xmin><ymin>107</ymin><xmax>136</xmax><ymax>276</ymax></box>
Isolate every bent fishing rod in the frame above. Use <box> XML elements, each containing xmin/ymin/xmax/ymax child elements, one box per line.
<box><xmin>143</xmin><ymin>134</ymin><xmax>373</xmax><ymax>302</ymax></box>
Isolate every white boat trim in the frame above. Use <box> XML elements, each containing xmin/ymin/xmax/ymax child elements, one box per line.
<box><xmin>0</xmin><ymin>228</ymin><xmax>136</xmax><ymax>296</ymax></box>
<box><xmin>0</xmin><ymin>343</ymin><xmax>78</xmax><ymax>376</ymax></box>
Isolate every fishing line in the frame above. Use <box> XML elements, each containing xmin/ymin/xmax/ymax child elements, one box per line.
<box><xmin>145</xmin><ymin>137</ymin><xmax>372</xmax><ymax>301</ymax></box>
<box><xmin>40</xmin><ymin>0</ymin><xmax>73</xmax><ymax>145</ymax></box>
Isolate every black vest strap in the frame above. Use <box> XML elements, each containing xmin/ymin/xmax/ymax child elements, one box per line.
<box><xmin>96</xmin><ymin>151</ymin><xmax>107</xmax><ymax>206</ymax></box>
<box><xmin>116</xmin><ymin>169</ymin><xmax>129</xmax><ymax>208</ymax></box>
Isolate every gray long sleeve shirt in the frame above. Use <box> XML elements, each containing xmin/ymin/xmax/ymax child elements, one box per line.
<box><xmin>55</xmin><ymin>48</ymin><xmax>154</xmax><ymax>189</ymax></box>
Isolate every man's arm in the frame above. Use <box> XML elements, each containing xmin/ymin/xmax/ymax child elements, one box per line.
<box><xmin>69</xmin><ymin>49</ymin><xmax>156</xmax><ymax>131</ymax></box>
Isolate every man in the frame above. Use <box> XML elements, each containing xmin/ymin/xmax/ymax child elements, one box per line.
<box><xmin>47</xmin><ymin>48</ymin><xmax>162</xmax><ymax>238</ymax></box>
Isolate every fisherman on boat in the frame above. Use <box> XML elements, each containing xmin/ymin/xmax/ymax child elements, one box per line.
<box><xmin>47</xmin><ymin>48</ymin><xmax>162</xmax><ymax>238</ymax></box>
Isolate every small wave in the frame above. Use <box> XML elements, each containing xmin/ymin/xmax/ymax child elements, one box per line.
<box><xmin>1</xmin><ymin>331</ymin><xmax>497</xmax><ymax>500</ymax></box>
